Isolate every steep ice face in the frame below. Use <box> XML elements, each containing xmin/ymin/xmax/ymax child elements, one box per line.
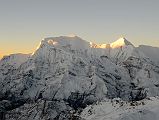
<box><xmin>108</xmin><ymin>38</ymin><xmax>134</xmax><ymax>63</ymax></box>
<box><xmin>108</xmin><ymin>38</ymin><xmax>148</xmax><ymax>64</ymax></box>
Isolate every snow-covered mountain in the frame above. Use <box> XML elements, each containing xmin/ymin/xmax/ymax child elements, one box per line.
<box><xmin>1</xmin><ymin>36</ymin><xmax>159</xmax><ymax>120</ymax></box>
<box><xmin>137</xmin><ymin>45</ymin><xmax>159</xmax><ymax>64</ymax></box>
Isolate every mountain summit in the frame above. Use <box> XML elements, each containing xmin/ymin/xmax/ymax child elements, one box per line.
<box><xmin>36</xmin><ymin>36</ymin><xmax>134</xmax><ymax>51</ymax></box>
<box><xmin>110</xmin><ymin>37</ymin><xmax>134</xmax><ymax>48</ymax></box>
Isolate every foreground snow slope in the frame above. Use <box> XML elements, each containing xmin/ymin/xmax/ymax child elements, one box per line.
<box><xmin>1</xmin><ymin>36</ymin><xmax>159</xmax><ymax>120</ymax></box>
<box><xmin>81</xmin><ymin>97</ymin><xmax>159</xmax><ymax>120</ymax></box>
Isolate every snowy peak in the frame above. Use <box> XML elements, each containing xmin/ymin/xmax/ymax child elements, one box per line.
<box><xmin>2</xmin><ymin>35</ymin><xmax>159</xmax><ymax>120</ymax></box>
<box><xmin>110</xmin><ymin>37</ymin><xmax>134</xmax><ymax>48</ymax></box>
<box><xmin>32</xmin><ymin>36</ymin><xmax>136</xmax><ymax>62</ymax></box>
<box><xmin>0</xmin><ymin>53</ymin><xmax>30</xmax><ymax>68</ymax></box>
<box><xmin>37</xmin><ymin>36</ymin><xmax>90</xmax><ymax>51</ymax></box>
<box><xmin>35</xmin><ymin>36</ymin><xmax>134</xmax><ymax>53</ymax></box>
<box><xmin>137</xmin><ymin>45</ymin><xmax>159</xmax><ymax>64</ymax></box>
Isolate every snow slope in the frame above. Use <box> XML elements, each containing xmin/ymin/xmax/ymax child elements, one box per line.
<box><xmin>0</xmin><ymin>53</ymin><xmax>30</xmax><ymax>83</ymax></box>
<box><xmin>137</xmin><ymin>45</ymin><xmax>159</xmax><ymax>64</ymax></box>
<box><xmin>0</xmin><ymin>53</ymin><xmax>31</xmax><ymax>68</ymax></box>
<box><xmin>81</xmin><ymin>97</ymin><xmax>159</xmax><ymax>120</ymax></box>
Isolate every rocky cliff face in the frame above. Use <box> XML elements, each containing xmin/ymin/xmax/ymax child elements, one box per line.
<box><xmin>1</xmin><ymin>36</ymin><xmax>159</xmax><ymax>120</ymax></box>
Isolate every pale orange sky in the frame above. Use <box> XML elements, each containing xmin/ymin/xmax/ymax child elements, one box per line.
<box><xmin>1</xmin><ymin>34</ymin><xmax>159</xmax><ymax>59</ymax></box>
<box><xmin>0</xmin><ymin>35</ymin><xmax>40</xmax><ymax>59</ymax></box>
<box><xmin>0</xmin><ymin>0</ymin><xmax>159</xmax><ymax>58</ymax></box>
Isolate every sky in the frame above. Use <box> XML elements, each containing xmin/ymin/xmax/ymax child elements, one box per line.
<box><xmin>0</xmin><ymin>0</ymin><xmax>159</xmax><ymax>58</ymax></box>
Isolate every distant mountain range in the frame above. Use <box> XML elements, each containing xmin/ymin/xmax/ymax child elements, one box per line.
<box><xmin>1</xmin><ymin>36</ymin><xmax>159</xmax><ymax>120</ymax></box>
